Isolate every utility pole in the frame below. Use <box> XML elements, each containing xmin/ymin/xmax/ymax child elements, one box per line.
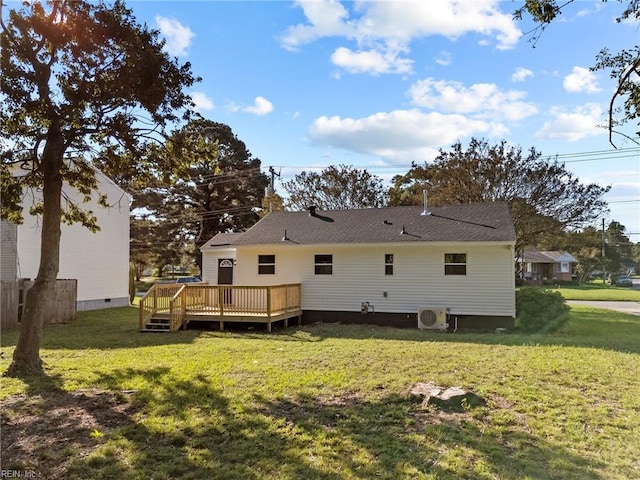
<box><xmin>602</xmin><ymin>218</ymin><xmax>606</xmax><ymax>258</ymax></box>
<box><xmin>266</xmin><ymin>166</ymin><xmax>280</xmax><ymax>213</ymax></box>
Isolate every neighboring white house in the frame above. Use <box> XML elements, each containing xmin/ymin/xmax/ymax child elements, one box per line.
<box><xmin>0</xmin><ymin>220</ymin><xmax>18</xmax><ymax>282</ymax></box>
<box><xmin>201</xmin><ymin>203</ymin><xmax>517</xmax><ymax>330</ymax></box>
<box><xmin>2</xmin><ymin>167</ymin><xmax>131</xmax><ymax>310</ymax></box>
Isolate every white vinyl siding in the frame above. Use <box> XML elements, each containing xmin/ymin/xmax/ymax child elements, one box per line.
<box><xmin>233</xmin><ymin>243</ymin><xmax>515</xmax><ymax>318</ymax></box>
<box><xmin>0</xmin><ymin>220</ymin><xmax>18</xmax><ymax>281</ymax></box>
<box><xmin>16</xmin><ymin>170</ymin><xmax>130</xmax><ymax>309</ymax></box>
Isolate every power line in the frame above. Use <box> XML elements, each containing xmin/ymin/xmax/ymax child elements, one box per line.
<box><xmin>269</xmin><ymin>146</ymin><xmax>640</xmax><ymax>173</ymax></box>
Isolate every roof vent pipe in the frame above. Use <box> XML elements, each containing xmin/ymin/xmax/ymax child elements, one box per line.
<box><xmin>421</xmin><ymin>189</ymin><xmax>431</xmax><ymax>216</ymax></box>
<box><xmin>307</xmin><ymin>205</ymin><xmax>317</xmax><ymax>216</ymax></box>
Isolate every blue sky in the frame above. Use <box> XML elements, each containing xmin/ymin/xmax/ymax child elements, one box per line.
<box><xmin>131</xmin><ymin>0</ymin><xmax>639</xmax><ymax>241</ymax></box>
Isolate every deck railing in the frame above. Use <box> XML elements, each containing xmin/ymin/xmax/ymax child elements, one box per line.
<box><xmin>169</xmin><ymin>285</ymin><xmax>186</xmax><ymax>331</ymax></box>
<box><xmin>139</xmin><ymin>283</ymin><xmax>302</xmax><ymax>331</ymax></box>
<box><xmin>139</xmin><ymin>283</ymin><xmax>183</xmax><ymax>330</ymax></box>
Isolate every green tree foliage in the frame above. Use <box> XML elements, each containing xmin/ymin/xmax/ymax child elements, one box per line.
<box><xmin>282</xmin><ymin>165</ymin><xmax>387</xmax><ymax>211</ymax></box>
<box><xmin>127</xmin><ymin>119</ymin><xmax>269</xmax><ymax>270</ymax></box>
<box><xmin>560</xmin><ymin>226</ymin><xmax>604</xmax><ymax>282</ymax></box>
<box><xmin>604</xmin><ymin>221</ymin><xmax>634</xmax><ymax>272</ymax></box>
<box><xmin>388</xmin><ymin>139</ymin><xmax>610</xmax><ymax>256</ymax></box>
<box><xmin>129</xmin><ymin>214</ymin><xmax>186</xmax><ymax>280</ymax></box>
<box><xmin>632</xmin><ymin>243</ymin><xmax>640</xmax><ymax>267</ymax></box>
<box><xmin>0</xmin><ymin>0</ymin><xmax>198</xmax><ymax>375</ymax></box>
<box><xmin>260</xmin><ymin>191</ymin><xmax>285</xmax><ymax>217</ymax></box>
<box><xmin>514</xmin><ymin>0</ymin><xmax>640</xmax><ymax>145</ymax></box>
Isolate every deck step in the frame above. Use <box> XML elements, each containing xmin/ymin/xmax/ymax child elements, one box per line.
<box><xmin>141</xmin><ymin>321</ymin><xmax>171</xmax><ymax>332</ymax></box>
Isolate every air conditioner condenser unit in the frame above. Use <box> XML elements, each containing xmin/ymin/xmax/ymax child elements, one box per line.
<box><xmin>417</xmin><ymin>307</ymin><xmax>449</xmax><ymax>331</ymax></box>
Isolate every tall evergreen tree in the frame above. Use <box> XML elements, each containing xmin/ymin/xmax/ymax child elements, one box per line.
<box><xmin>128</xmin><ymin>119</ymin><xmax>269</xmax><ymax>270</ymax></box>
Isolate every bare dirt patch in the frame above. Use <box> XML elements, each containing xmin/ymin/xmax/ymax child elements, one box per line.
<box><xmin>1</xmin><ymin>389</ymin><xmax>135</xmax><ymax>478</ymax></box>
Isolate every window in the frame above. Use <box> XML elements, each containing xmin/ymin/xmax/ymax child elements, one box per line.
<box><xmin>444</xmin><ymin>253</ymin><xmax>467</xmax><ymax>275</ymax></box>
<box><xmin>558</xmin><ymin>262</ymin><xmax>570</xmax><ymax>273</ymax></box>
<box><xmin>258</xmin><ymin>255</ymin><xmax>275</xmax><ymax>275</ymax></box>
<box><xmin>314</xmin><ymin>254</ymin><xmax>333</xmax><ymax>275</ymax></box>
<box><xmin>385</xmin><ymin>254</ymin><xmax>394</xmax><ymax>275</ymax></box>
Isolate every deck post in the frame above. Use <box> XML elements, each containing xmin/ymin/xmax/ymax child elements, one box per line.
<box><xmin>138</xmin><ymin>297</ymin><xmax>144</xmax><ymax>330</ymax></box>
<box><xmin>266</xmin><ymin>286</ymin><xmax>272</xmax><ymax>318</ymax></box>
<box><xmin>267</xmin><ymin>286</ymin><xmax>272</xmax><ymax>333</ymax></box>
<box><xmin>153</xmin><ymin>286</ymin><xmax>157</xmax><ymax>312</ymax></box>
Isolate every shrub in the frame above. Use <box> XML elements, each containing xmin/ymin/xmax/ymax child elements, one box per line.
<box><xmin>516</xmin><ymin>288</ymin><xmax>569</xmax><ymax>333</ymax></box>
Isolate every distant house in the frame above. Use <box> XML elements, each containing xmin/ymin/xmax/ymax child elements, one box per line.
<box><xmin>518</xmin><ymin>250</ymin><xmax>578</xmax><ymax>282</ymax></box>
<box><xmin>1</xmin><ymin>167</ymin><xmax>131</xmax><ymax>310</ymax></box>
<box><xmin>201</xmin><ymin>203</ymin><xmax>517</xmax><ymax>330</ymax></box>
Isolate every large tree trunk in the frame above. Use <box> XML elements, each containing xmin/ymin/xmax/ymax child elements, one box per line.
<box><xmin>5</xmin><ymin>130</ymin><xmax>64</xmax><ymax>377</ymax></box>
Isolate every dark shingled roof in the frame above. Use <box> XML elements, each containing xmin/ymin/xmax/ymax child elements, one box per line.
<box><xmin>520</xmin><ymin>250</ymin><xmax>577</xmax><ymax>263</ymax></box>
<box><xmin>224</xmin><ymin>203</ymin><xmax>515</xmax><ymax>246</ymax></box>
<box><xmin>202</xmin><ymin>232</ymin><xmax>245</xmax><ymax>248</ymax></box>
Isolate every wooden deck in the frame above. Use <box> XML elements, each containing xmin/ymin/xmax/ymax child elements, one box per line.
<box><xmin>139</xmin><ymin>283</ymin><xmax>302</xmax><ymax>332</ymax></box>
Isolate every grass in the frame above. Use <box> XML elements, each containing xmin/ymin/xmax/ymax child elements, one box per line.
<box><xmin>2</xmin><ymin>306</ymin><xmax>640</xmax><ymax>479</ymax></box>
<box><xmin>523</xmin><ymin>281</ymin><xmax>640</xmax><ymax>301</ymax></box>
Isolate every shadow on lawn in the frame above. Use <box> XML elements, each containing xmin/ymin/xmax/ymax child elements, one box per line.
<box><xmin>3</xmin><ymin>306</ymin><xmax>638</xmax><ymax>356</ymax></box>
<box><xmin>0</xmin><ymin>307</ymin><xmax>201</xmax><ymax>351</ymax></box>
<box><xmin>11</xmin><ymin>368</ymin><xmax>601</xmax><ymax>480</ymax></box>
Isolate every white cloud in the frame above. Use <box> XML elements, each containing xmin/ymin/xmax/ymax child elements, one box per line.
<box><xmin>190</xmin><ymin>92</ymin><xmax>214</xmax><ymax>111</ymax></box>
<box><xmin>331</xmin><ymin>46</ymin><xmax>413</xmax><ymax>75</ymax></box>
<box><xmin>354</xmin><ymin>0</ymin><xmax>521</xmax><ymax>49</ymax></box>
<box><xmin>281</xmin><ymin>0</ymin><xmax>522</xmax><ymax>75</ymax></box>
<box><xmin>409</xmin><ymin>78</ymin><xmax>538</xmax><ymax>121</ymax></box>
<box><xmin>280</xmin><ymin>0</ymin><xmax>355</xmax><ymax>51</ymax></box>
<box><xmin>243</xmin><ymin>97</ymin><xmax>274</xmax><ymax>116</ymax></box>
<box><xmin>155</xmin><ymin>16</ymin><xmax>194</xmax><ymax>57</ymax></box>
<box><xmin>563</xmin><ymin>66</ymin><xmax>601</xmax><ymax>93</ymax></box>
<box><xmin>434</xmin><ymin>51</ymin><xmax>452</xmax><ymax>66</ymax></box>
<box><xmin>308</xmin><ymin>109</ymin><xmax>501</xmax><ymax>162</ymax></box>
<box><xmin>535</xmin><ymin>103</ymin><xmax>604</xmax><ymax>141</ymax></box>
<box><xmin>577</xmin><ymin>2</ymin><xmax>604</xmax><ymax>17</ymax></box>
<box><xmin>512</xmin><ymin>67</ymin><xmax>534</xmax><ymax>82</ymax></box>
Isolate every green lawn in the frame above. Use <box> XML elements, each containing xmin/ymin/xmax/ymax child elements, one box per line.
<box><xmin>1</xmin><ymin>306</ymin><xmax>639</xmax><ymax>479</ymax></box>
<box><xmin>524</xmin><ymin>282</ymin><xmax>640</xmax><ymax>301</ymax></box>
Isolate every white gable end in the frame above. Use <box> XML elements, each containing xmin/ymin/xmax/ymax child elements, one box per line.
<box><xmin>16</xmin><ymin>169</ymin><xmax>131</xmax><ymax>310</ymax></box>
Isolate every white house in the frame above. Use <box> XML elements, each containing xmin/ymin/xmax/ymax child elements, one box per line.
<box><xmin>201</xmin><ymin>203</ymin><xmax>516</xmax><ymax>330</ymax></box>
<box><xmin>2</xmin><ymin>168</ymin><xmax>131</xmax><ymax>310</ymax></box>
<box><xmin>0</xmin><ymin>220</ymin><xmax>18</xmax><ymax>282</ymax></box>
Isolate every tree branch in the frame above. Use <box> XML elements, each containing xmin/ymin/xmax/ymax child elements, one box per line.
<box><xmin>609</xmin><ymin>55</ymin><xmax>640</xmax><ymax>147</ymax></box>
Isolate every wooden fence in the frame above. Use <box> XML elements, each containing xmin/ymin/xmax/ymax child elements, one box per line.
<box><xmin>0</xmin><ymin>279</ymin><xmax>77</xmax><ymax>328</ymax></box>
<box><xmin>1</xmin><ymin>281</ymin><xmax>19</xmax><ymax>329</ymax></box>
